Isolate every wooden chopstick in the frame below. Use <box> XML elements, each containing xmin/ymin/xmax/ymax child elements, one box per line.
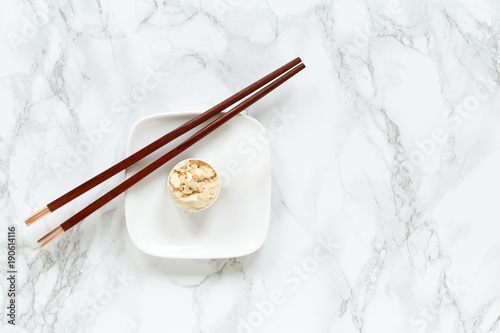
<box><xmin>25</xmin><ymin>57</ymin><xmax>303</xmax><ymax>226</ymax></box>
<box><xmin>38</xmin><ymin>61</ymin><xmax>306</xmax><ymax>247</ymax></box>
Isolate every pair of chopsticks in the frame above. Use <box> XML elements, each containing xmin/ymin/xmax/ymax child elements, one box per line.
<box><xmin>26</xmin><ymin>57</ymin><xmax>306</xmax><ymax>247</ymax></box>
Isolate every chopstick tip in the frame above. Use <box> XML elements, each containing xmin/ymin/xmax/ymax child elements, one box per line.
<box><xmin>25</xmin><ymin>206</ymin><xmax>50</xmax><ymax>226</ymax></box>
<box><xmin>38</xmin><ymin>225</ymin><xmax>64</xmax><ymax>247</ymax></box>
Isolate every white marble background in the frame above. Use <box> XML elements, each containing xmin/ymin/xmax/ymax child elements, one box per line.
<box><xmin>1</xmin><ymin>0</ymin><xmax>500</xmax><ymax>332</ymax></box>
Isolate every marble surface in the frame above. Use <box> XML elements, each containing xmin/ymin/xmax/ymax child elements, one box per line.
<box><xmin>1</xmin><ymin>0</ymin><xmax>500</xmax><ymax>332</ymax></box>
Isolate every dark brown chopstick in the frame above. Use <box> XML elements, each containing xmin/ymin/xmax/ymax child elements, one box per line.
<box><xmin>25</xmin><ymin>57</ymin><xmax>302</xmax><ymax>226</ymax></box>
<box><xmin>38</xmin><ymin>62</ymin><xmax>306</xmax><ymax>247</ymax></box>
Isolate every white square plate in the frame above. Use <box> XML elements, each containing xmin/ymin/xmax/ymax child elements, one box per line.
<box><xmin>124</xmin><ymin>112</ymin><xmax>271</xmax><ymax>258</ymax></box>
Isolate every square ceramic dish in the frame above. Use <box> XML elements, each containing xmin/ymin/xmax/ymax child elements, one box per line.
<box><xmin>124</xmin><ymin>112</ymin><xmax>271</xmax><ymax>258</ymax></box>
